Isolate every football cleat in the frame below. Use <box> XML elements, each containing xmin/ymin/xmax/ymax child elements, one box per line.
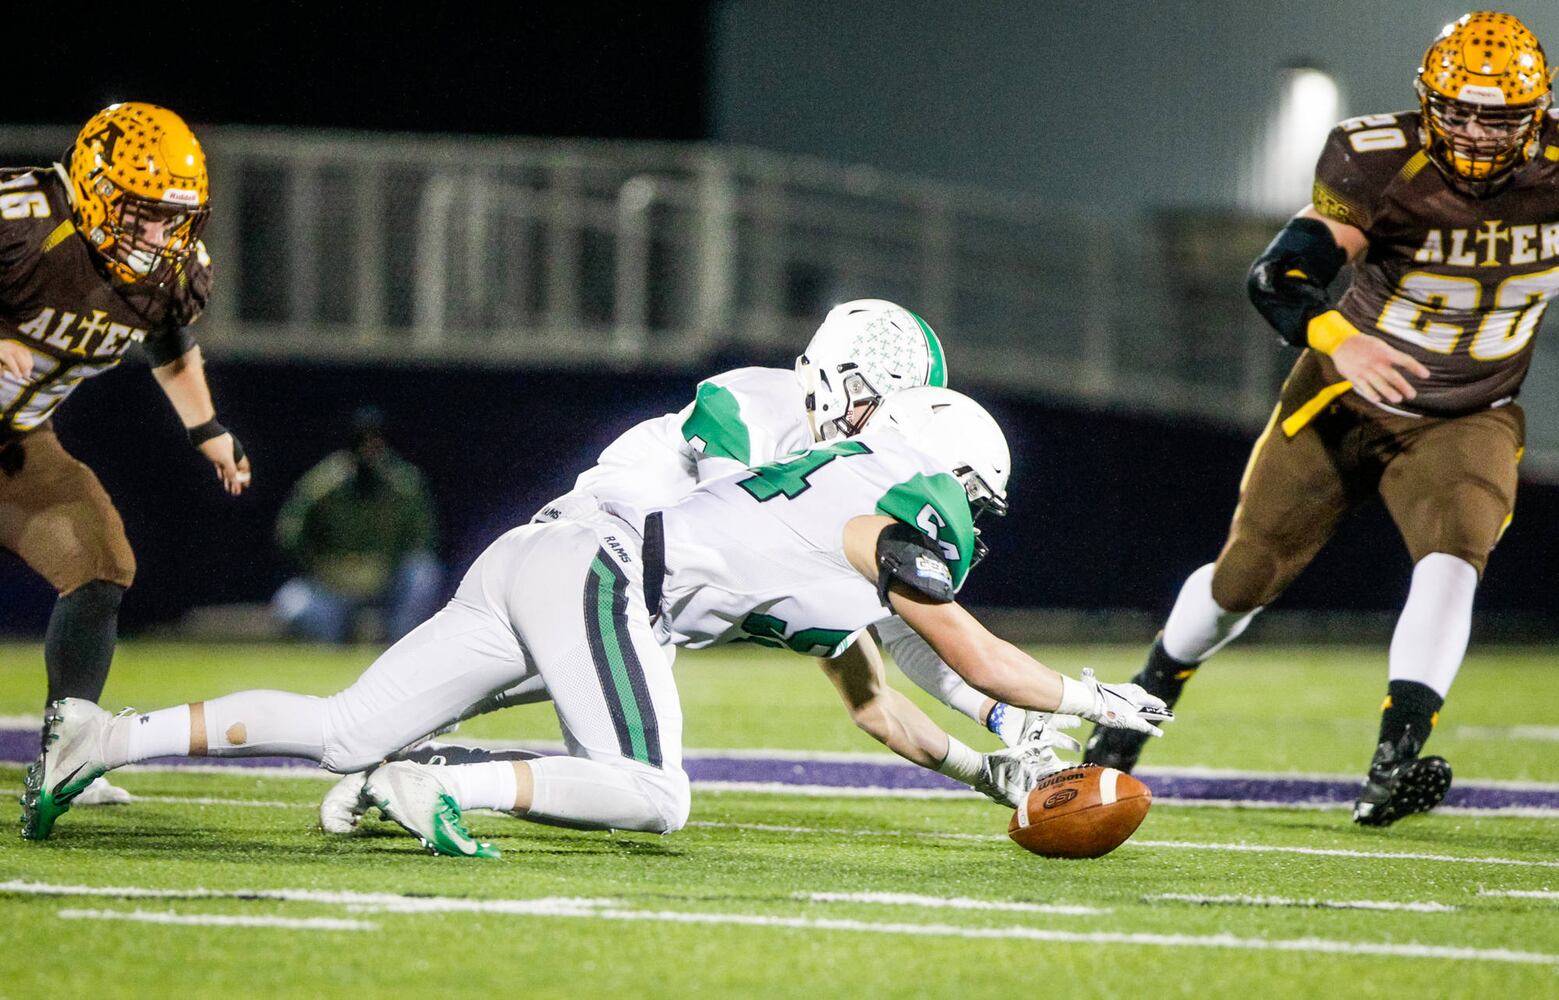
<box><xmin>1081</xmin><ymin>725</ymin><xmax>1152</xmax><ymax>774</ymax></box>
<box><xmin>362</xmin><ymin>761</ymin><xmax>499</xmax><ymax>859</ymax></box>
<box><xmin>319</xmin><ymin>771</ymin><xmax>371</xmax><ymax>835</ymax></box>
<box><xmin>1081</xmin><ymin>637</ymin><xmax>1190</xmax><ymax>773</ymax></box>
<box><xmin>72</xmin><ymin>776</ymin><xmax>132</xmax><ymax>806</ymax></box>
<box><xmin>1352</xmin><ymin>735</ymin><xmax>1452</xmax><ymax>827</ymax></box>
<box><xmin>19</xmin><ymin>699</ymin><xmax>115</xmax><ymax>840</ymax></box>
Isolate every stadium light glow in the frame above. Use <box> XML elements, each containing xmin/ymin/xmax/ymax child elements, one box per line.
<box><xmin>1242</xmin><ymin>66</ymin><xmax>1342</xmax><ymax>214</ymax></box>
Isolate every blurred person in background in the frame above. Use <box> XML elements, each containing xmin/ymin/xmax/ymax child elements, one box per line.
<box><xmin>271</xmin><ymin>405</ymin><xmax>440</xmax><ymax>644</ymax></box>
<box><xmin>5</xmin><ymin>102</ymin><xmax>248</xmax><ymax>809</ymax></box>
<box><xmin>1085</xmin><ymin>11</ymin><xmax>1553</xmax><ymax>828</ymax></box>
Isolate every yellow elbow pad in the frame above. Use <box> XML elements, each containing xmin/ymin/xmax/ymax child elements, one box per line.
<box><xmin>1306</xmin><ymin>310</ymin><xmax>1360</xmax><ymax>355</ymax></box>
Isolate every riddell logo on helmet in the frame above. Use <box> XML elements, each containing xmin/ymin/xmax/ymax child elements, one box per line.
<box><xmin>1457</xmin><ymin>85</ymin><xmax>1510</xmax><ymax>106</ymax></box>
<box><xmin>161</xmin><ymin>189</ymin><xmax>200</xmax><ymax>206</ymax></box>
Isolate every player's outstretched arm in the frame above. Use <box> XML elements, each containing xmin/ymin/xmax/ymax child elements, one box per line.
<box><xmin>817</xmin><ymin>635</ymin><xmax>953</xmax><ymax>770</ymax></box>
<box><xmin>151</xmin><ymin>344</ymin><xmax>252</xmax><ymax>495</ymax></box>
<box><xmin>817</xmin><ymin>637</ymin><xmax>1062</xmax><ymax>807</ymax></box>
<box><xmin>841</xmin><ymin>514</ymin><xmax>1170</xmax><ymax>736</ymax></box>
<box><xmin>889</xmin><ymin>592</ymin><xmax>1169</xmax><ymax>737</ymax></box>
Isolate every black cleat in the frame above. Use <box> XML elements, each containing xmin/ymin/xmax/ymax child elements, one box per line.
<box><xmin>1081</xmin><ymin>725</ymin><xmax>1153</xmax><ymax>773</ymax></box>
<box><xmin>1352</xmin><ymin>734</ymin><xmax>1452</xmax><ymax>827</ymax></box>
<box><xmin>1081</xmin><ymin>636</ymin><xmax>1189</xmax><ymax>774</ymax></box>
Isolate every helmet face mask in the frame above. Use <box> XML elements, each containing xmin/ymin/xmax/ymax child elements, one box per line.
<box><xmin>870</xmin><ymin>386</ymin><xmax>1011</xmax><ymax>569</ymax></box>
<box><xmin>68</xmin><ymin>102</ymin><xmax>210</xmax><ymax>285</ymax></box>
<box><xmin>796</xmin><ymin>299</ymin><xmax>948</xmax><ymax>442</ymax></box>
<box><xmin>1416</xmin><ymin>12</ymin><xmax>1553</xmax><ymax>195</ymax></box>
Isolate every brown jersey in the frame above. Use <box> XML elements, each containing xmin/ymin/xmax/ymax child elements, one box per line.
<box><xmin>0</xmin><ymin>164</ymin><xmax>211</xmax><ymax>436</ymax></box>
<box><xmin>1312</xmin><ymin>109</ymin><xmax>1559</xmax><ymax>415</ymax></box>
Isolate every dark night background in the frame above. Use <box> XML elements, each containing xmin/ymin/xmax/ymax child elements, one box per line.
<box><xmin>6</xmin><ymin>5</ymin><xmax>711</xmax><ymax>140</ymax></box>
<box><xmin>2</xmin><ymin>3</ymin><xmax>1556</xmax><ymax>637</ymax></box>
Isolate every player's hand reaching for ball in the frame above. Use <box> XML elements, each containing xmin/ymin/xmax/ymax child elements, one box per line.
<box><xmin>1059</xmin><ymin>667</ymin><xmax>1173</xmax><ymax>737</ymax></box>
<box><xmin>1331</xmin><ymin>333</ymin><xmax>1431</xmax><ymax>406</ymax></box>
<box><xmin>0</xmin><ymin>340</ymin><xmax>34</xmax><ymax>381</ymax></box>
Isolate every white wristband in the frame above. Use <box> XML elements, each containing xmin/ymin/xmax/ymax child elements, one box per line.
<box><xmin>936</xmin><ymin>736</ymin><xmax>984</xmax><ymax>786</ymax></box>
<box><xmin>1057</xmin><ymin>675</ymin><xmax>1094</xmax><ymax>717</ymax></box>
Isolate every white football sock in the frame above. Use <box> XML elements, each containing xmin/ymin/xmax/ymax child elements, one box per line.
<box><xmin>201</xmin><ymin>690</ymin><xmax>326</xmax><ymax>759</ymax></box>
<box><xmin>441</xmin><ymin>761</ymin><xmax>519</xmax><ymax>812</ymax></box>
<box><xmin>1389</xmin><ymin>553</ymin><xmax>1478</xmax><ymax>698</ymax></box>
<box><xmin>527</xmin><ymin>756</ymin><xmax>670</xmax><ymax>832</ymax></box>
<box><xmin>105</xmin><ymin>704</ymin><xmax>190</xmax><ymax>768</ymax></box>
<box><xmin>1162</xmin><ymin>563</ymin><xmax>1262</xmax><ymax>663</ymax></box>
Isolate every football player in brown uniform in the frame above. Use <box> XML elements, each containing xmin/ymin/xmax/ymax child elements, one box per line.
<box><xmin>3</xmin><ymin>102</ymin><xmax>251</xmax><ymax>812</ymax></box>
<box><xmin>1085</xmin><ymin>11</ymin><xmax>1552</xmax><ymax>826</ymax></box>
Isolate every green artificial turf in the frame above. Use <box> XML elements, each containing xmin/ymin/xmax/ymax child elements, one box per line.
<box><xmin>1</xmin><ymin>641</ymin><xmax>1556</xmax><ymax>998</ymax></box>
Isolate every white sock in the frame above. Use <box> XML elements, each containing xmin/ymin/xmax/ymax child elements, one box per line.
<box><xmin>111</xmin><ymin>705</ymin><xmax>191</xmax><ymax>767</ymax></box>
<box><xmin>201</xmin><ymin>690</ymin><xmax>326</xmax><ymax>759</ymax></box>
<box><xmin>1389</xmin><ymin>553</ymin><xmax>1478</xmax><ymax>698</ymax></box>
<box><xmin>527</xmin><ymin>756</ymin><xmax>667</xmax><ymax>832</ymax></box>
<box><xmin>441</xmin><ymin>761</ymin><xmax>519</xmax><ymax>812</ymax></box>
<box><xmin>1162</xmin><ymin>563</ymin><xmax>1262</xmax><ymax>663</ymax></box>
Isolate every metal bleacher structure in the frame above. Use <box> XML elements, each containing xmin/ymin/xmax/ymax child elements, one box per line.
<box><xmin>3</xmin><ymin>125</ymin><xmax>1557</xmax><ymax>479</ymax></box>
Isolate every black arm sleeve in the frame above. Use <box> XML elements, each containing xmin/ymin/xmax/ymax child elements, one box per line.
<box><xmin>1246</xmin><ymin>217</ymin><xmax>1348</xmax><ymax>348</ymax></box>
<box><xmin>142</xmin><ymin>325</ymin><xmax>196</xmax><ymax>367</ymax></box>
<box><xmin>876</xmin><ymin>521</ymin><xmax>955</xmax><ymax>607</ymax></box>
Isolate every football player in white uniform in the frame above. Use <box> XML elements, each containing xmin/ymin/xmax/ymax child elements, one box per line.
<box><xmin>314</xmin><ymin>300</ymin><xmax>1033</xmax><ymax>833</ymax></box>
<box><xmin>24</xmin><ymin>387</ymin><xmax>1169</xmax><ymax>853</ymax></box>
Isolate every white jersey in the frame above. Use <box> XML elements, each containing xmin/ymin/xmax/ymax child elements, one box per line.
<box><xmin>657</xmin><ymin>427</ymin><xmax>978</xmax><ymax>656</ymax></box>
<box><xmin>542</xmin><ymin>367</ymin><xmax>814</xmax><ymax>518</ymax></box>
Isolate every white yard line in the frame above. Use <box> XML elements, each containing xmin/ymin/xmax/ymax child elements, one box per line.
<box><xmin>1144</xmin><ymin>893</ymin><xmax>1457</xmax><ymax>912</ymax></box>
<box><xmin>1134</xmin><ymin>840</ymin><xmax>1559</xmax><ymax>869</ymax></box>
<box><xmin>801</xmin><ymin>892</ymin><xmax>1107</xmax><ymax>915</ymax></box>
<box><xmin>0</xmin><ymin>881</ymin><xmax>614</xmax><ymax>915</ymax></box>
<box><xmin>687</xmin><ymin>820</ymin><xmax>1003</xmax><ymax>842</ymax></box>
<box><xmin>695</xmin><ymin>780</ymin><xmax>976</xmax><ymax>799</ymax></box>
<box><xmin>7</xmin><ymin>881</ymin><xmax>1552</xmax><ymax>965</ymax></box>
<box><xmin>567</xmin><ymin>910</ymin><xmax>1559</xmax><ymax>964</ymax></box>
<box><xmin>1457</xmin><ymin>726</ymin><xmax>1559</xmax><ymax>743</ymax></box>
<box><xmin>57</xmin><ymin>908</ymin><xmax>376</xmax><ymax>931</ymax></box>
<box><xmin>689</xmin><ymin>822</ymin><xmax>1559</xmax><ymax>867</ymax></box>
<box><xmin>134</xmin><ymin>795</ymin><xmax>302</xmax><ymax>809</ymax></box>
<box><xmin>1476</xmin><ymin>889</ymin><xmax>1559</xmax><ymax>900</ymax></box>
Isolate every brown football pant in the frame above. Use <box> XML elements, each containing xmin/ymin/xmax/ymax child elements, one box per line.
<box><xmin>0</xmin><ymin>425</ymin><xmax>136</xmax><ymax>595</ymax></box>
<box><xmin>1211</xmin><ymin>379</ymin><xmax>1522</xmax><ymax>613</ymax></box>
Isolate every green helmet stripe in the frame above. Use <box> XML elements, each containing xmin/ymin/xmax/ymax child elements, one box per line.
<box><xmin>912</xmin><ymin>312</ymin><xmax>948</xmax><ymax>387</ymax></box>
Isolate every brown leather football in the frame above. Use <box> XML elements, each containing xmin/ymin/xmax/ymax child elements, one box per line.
<box><xmin>1007</xmin><ymin>765</ymin><xmax>1152</xmax><ymax>859</ymax></box>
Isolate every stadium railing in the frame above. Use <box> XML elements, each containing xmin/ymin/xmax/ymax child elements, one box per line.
<box><xmin>1</xmin><ymin>125</ymin><xmax>1554</xmax><ymax>478</ymax></box>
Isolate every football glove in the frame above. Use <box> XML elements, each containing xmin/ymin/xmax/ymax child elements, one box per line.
<box><xmin>972</xmin><ymin>741</ymin><xmax>1070</xmax><ymax>808</ymax></box>
<box><xmin>1018</xmin><ymin>711</ymin><xmax>1085</xmax><ymax>753</ymax></box>
<box><xmin>1061</xmin><ymin>667</ymin><xmax>1174</xmax><ymax>737</ymax></box>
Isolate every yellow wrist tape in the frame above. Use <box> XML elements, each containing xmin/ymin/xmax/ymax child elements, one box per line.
<box><xmin>1306</xmin><ymin>310</ymin><xmax>1360</xmax><ymax>355</ymax></box>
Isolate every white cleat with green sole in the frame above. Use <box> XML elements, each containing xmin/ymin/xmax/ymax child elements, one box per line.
<box><xmin>363</xmin><ymin>761</ymin><xmax>499</xmax><ymax>859</ymax></box>
<box><xmin>19</xmin><ymin>698</ymin><xmax>115</xmax><ymax>840</ymax></box>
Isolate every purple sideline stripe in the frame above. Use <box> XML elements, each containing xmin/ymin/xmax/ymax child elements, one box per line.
<box><xmin>2</xmin><ymin>728</ymin><xmax>1556</xmax><ymax>811</ymax></box>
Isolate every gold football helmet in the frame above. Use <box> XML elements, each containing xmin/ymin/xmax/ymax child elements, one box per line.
<box><xmin>1416</xmin><ymin>12</ymin><xmax>1552</xmax><ymax>193</ymax></box>
<box><xmin>68</xmin><ymin>102</ymin><xmax>210</xmax><ymax>284</ymax></box>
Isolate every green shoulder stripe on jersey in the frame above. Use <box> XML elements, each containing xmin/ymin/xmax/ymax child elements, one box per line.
<box><xmin>911</xmin><ymin>312</ymin><xmax>947</xmax><ymax>387</ymax></box>
<box><xmin>682</xmin><ymin>382</ymin><xmax>751</xmax><ymax>464</ymax></box>
<box><xmin>875</xmin><ymin>472</ymin><xmax>975</xmax><ymax>589</ymax></box>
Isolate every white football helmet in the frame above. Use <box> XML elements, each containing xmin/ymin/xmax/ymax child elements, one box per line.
<box><xmin>796</xmin><ymin>299</ymin><xmax>948</xmax><ymax>442</ymax></box>
<box><xmin>871</xmin><ymin>386</ymin><xmax>1010</xmax><ymax>563</ymax></box>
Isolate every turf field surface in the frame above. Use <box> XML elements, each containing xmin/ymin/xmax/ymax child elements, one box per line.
<box><xmin>2</xmin><ymin>641</ymin><xmax>1556</xmax><ymax>998</ymax></box>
